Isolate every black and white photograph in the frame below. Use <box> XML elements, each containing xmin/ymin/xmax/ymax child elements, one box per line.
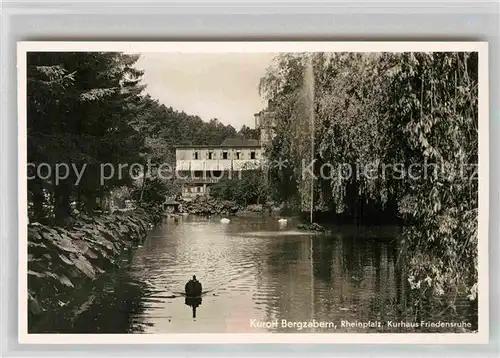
<box><xmin>19</xmin><ymin>42</ymin><xmax>488</xmax><ymax>343</ymax></box>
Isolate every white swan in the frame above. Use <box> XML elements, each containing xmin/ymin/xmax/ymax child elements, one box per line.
<box><xmin>278</xmin><ymin>218</ymin><xmax>287</xmax><ymax>224</ymax></box>
<box><xmin>220</xmin><ymin>218</ymin><xmax>230</xmax><ymax>224</ymax></box>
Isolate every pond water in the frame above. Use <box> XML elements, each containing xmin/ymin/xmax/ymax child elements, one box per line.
<box><xmin>40</xmin><ymin>215</ymin><xmax>476</xmax><ymax>333</ymax></box>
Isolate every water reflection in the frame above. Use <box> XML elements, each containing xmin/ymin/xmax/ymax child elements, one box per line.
<box><xmin>185</xmin><ymin>297</ymin><xmax>202</xmax><ymax>319</ymax></box>
<box><xmin>36</xmin><ymin>215</ymin><xmax>475</xmax><ymax>333</ymax></box>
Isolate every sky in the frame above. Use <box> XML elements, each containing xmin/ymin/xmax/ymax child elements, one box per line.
<box><xmin>135</xmin><ymin>53</ymin><xmax>277</xmax><ymax>130</ymax></box>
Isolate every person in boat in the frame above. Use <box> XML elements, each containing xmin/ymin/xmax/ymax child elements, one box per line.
<box><xmin>185</xmin><ymin>275</ymin><xmax>202</xmax><ymax>297</ymax></box>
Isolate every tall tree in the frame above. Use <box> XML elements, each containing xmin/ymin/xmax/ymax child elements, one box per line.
<box><xmin>27</xmin><ymin>52</ymin><xmax>145</xmax><ymax>224</ymax></box>
<box><xmin>238</xmin><ymin>125</ymin><xmax>260</xmax><ymax>140</ymax></box>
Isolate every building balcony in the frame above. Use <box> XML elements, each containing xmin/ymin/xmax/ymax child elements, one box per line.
<box><xmin>175</xmin><ymin>159</ymin><xmax>262</xmax><ymax>172</ymax></box>
<box><xmin>178</xmin><ymin>176</ymin><xmax>221</xmax><ymax>184</ymax></box>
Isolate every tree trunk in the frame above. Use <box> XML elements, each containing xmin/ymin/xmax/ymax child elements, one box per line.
<box><xmin>139</xmin><ymin>174</ymin><xmax>147</xmax><ymax>203</ymax></box>
<box><xmin>139</xmin><ymin>161</ymin><xmax>148</xmax><ymax>203</ymax></box>
<box><xmin>54</xmin><ymin>183</ymin><xmax>71</xmax><ymax>225</ymax></box>
<box><xmin>29</xmin><ymin>177</ymin><xmax>46</xmax><ymax>223</ymax></box>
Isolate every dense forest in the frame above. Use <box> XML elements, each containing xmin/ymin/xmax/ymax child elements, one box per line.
<box><xmin>259</xmin><ymin>52</ymin><xmax>478</xmax><ymax>308</ymax></box>
<box><xmin>27</xmin><ymin>52</ymin><xmax>252</xmax><ymax>225</ymax></box>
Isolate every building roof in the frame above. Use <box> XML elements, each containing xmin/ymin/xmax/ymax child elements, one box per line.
<box><xmin>220</xmin><ymin>137</ymin><xmax>260</xmax><ymax>147</ymax></box>
<box><xmin>175</xmin><ymin>137</ymin><xmax>261</xmax><ymax>149</ymax></box>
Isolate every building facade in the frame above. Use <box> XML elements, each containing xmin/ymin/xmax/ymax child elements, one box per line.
<box><xmin>254</xmin><ymin>100</ymin><xmax>276</xmax><ymax>149</ymax></box>
<box><xmin>175</xmin><ymin>137</ymin><xmax>263</xmax><ymax>198</ymax></box>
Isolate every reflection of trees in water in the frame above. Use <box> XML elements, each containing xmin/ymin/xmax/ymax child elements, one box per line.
<box><xmin>255</xmin><ymin>233</ymin><xmax>403</xmax><ymax>331</ymax></box>
<box><xmin>267</xmin><ymin>240</ymin><xmax>302</xmax><ymax>265</ymax></box>
<box><xmin>311</xmin><ymin>236</ymin><xmax>334</xmax><ymax>282</ymax></box>
<box><xmin>71</xmin><ymin>273</ymin><xmax>149</xmax><ymax>333</ymax></box>
<box><xmin>313</xmin><ymin>235</ymin><xmax>399</xmax><ymax>324</ymax></box>
<box><xmin>32</xmin><ymin>263</ymin><xmax>151</xmax><ymax>333</ymax></box>
<box><xmin>259</xmin><ymin>237</ymin><xmax>316</xmax><ymax>329</ymax></box>
<box><xmin>257</xmin><ymin>233</ymin><xmax>397</xmax><ymax>330</ymax></box>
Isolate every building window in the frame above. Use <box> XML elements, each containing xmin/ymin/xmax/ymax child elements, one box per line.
<box><xmin>250</xmin><ymin>151</ymin><xmax>256</xmax><ymax>159</ymax></box>
<box><xmin>194</xmin><ymin>151</ymin><xmax>199</xmax><ymax>160</ymax></box>
<box><xmin>208</xmin><ymin>152</ymin><xmax>214</xmax><ymax>159</ymax></box>
<box><xmin>197</xmin><ymin>187</ymin><xmax>201</xmax><ymax>193</ymax></box>
<box><xmin>222</xmin><ymin>151</ymin><xmax>228</xmax><ymax>159</ymax></box>
<box><xmin>212</xmin><ymin>170</ymin><xmax>222</xmax><ymax>179</ymax></box>
<box><xmin>236</xmin><ymin>151</ymin><xmax>241</xmax><ymax>159</ymax></box>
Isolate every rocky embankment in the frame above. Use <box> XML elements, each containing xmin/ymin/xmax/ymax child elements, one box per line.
<box><xmin>179</xmin><ymin>196</ymin><xmax>241</xmax><ymax>216</ymax></box>
<box><xmin>27</xmin><ymin>206</ymin><xmax>163</xmax><ymax>323</ymax></box>
<box><xmin>297</xmin><ymin>222</ymin><xmax>331</xmax><ymax>234</ymax></box>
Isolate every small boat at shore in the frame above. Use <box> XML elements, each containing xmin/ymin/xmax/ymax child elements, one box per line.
<box><xmin>220</xmin><ymin>218</ymin><xmax>230</xmax><ymax>224</ymax></box>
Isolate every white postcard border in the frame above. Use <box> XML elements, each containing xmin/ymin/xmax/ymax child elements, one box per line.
<box><xmin>17</xmin><ymin>41</ymin><xmax>489</xmax><ymax>345</ymax></box>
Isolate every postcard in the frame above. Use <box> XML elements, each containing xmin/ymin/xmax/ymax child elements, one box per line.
<box><xmin>18</xmin><ymin>41</ymin><xmax>488</xmax><ymax>344</ymax></box>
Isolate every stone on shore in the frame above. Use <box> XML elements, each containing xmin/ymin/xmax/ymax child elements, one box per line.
<box><xmin>297</xmin><ymin>222</ymin><xmax>331</xmax><ymax>234</ymax></box>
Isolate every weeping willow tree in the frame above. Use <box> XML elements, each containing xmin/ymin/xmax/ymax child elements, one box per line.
<box><xmin>258</xmin><ymin>54</ymin><xmax>310</xmax><ymax>210</ymax></box>
<box><xmin>382</xmin><ymin>52</ymin><xmax>479</xmax><ymax>305</ymax></box>
<box><xmin>259</xmin><ymin>52</ymin><xmax>391</xmax><ymax>218</ymax></box>
<box><xmin>259</xmin><ymin>51</ymin><xmax>479</xmax><ymax>311</ymax></box>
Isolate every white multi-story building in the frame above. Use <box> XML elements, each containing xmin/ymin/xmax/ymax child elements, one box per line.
<box><xmin>175</xmin><ymin>137</ymin><xmax>263</xmax><ymax>197</ymax></box>
<box><xmin>176</xmin><ymin>102</ymin><xmax>275</xmax><ymax>198</ymax></box>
